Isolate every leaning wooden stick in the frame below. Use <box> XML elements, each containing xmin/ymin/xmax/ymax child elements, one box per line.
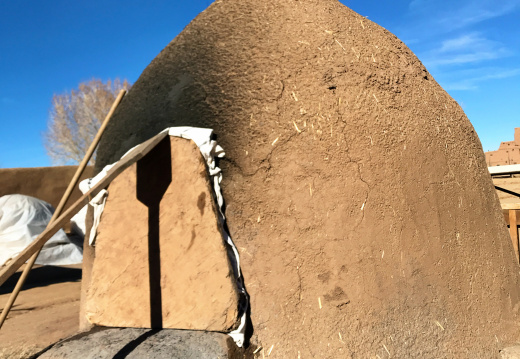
<box><xmin>0</xmin><ymin>89</ymin><xmax>126</xmax><ymax>329</ymax></box>
<box><xmin>510</xmin><ymin>209</ymin><xmax>520</xmax><ymax>264</ymax></box>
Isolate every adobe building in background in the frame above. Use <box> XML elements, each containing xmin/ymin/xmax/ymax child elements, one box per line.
<box><xmin>485</xmin><ymin>128</ymin><xmax>520</xmax><ymax>166</ymax></box>
<box><xmin>0</xmin><ymin>166</ymin><xmax>92</xmax><ymax>209</ymax></box>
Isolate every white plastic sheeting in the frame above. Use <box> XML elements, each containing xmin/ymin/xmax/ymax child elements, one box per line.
<box><xmin>0</xmin><ymin>194</ymin><xmax>83</xmax><ymax>267</ymax></box>
<box><xmin>79</xmin><ymin>127</ymin><xmax>249</xmax><ymax>347</ymax></box>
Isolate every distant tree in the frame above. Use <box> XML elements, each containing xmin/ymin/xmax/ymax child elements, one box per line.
<box><xmin>43</xmin><ymin>78</ymin><xmax>131</xmax><ymax>165</ymax></box>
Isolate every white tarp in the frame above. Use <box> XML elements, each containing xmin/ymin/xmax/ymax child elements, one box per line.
<box><xmin>488</xmin><ymin>164</ymin><xmax>520</xmax><ymax>176</ymax></box>
<box><xmin>0</xmin><ymin>194</ymin><xmax>83</xmax><ymax>267</ymax></box>
<box><xmin>78</xmin><ymin>127</ymin><xmax>249</xmax><ymax>347</ymax></box>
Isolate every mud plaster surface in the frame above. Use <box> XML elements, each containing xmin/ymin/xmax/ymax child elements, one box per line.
<box><xmin>86</xmin><ymin>137</ymin><xmax>239</xmax><ymax>331</ymax></box>
<box><xmin>95</xmin><ymin>0</ymin><xmax>520</xmax><ymax>357</ymax></box>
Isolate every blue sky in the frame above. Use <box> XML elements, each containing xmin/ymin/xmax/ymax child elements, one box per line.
<box><xmin>0</xmin><ymin>0</ymin><xmax>518</xmax><ymax>168</ymax></box>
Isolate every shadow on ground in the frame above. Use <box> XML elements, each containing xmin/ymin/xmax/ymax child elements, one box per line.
<box><xmin>0</xmin><ymin>265</ymin><xmax>81</xmax><ymax>294</ymax></box>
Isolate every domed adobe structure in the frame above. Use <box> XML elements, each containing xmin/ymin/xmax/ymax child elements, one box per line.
<box><xmin>96</xmin><ymin>0</ymin><xmax>520</xmax><ymax>357</ymax></box>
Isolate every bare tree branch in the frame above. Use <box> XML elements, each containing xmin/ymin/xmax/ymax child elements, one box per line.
<box><xmin>43</xmin><ymin>78</ymin><xmax>131</xmax><ymax>165</ymax></box>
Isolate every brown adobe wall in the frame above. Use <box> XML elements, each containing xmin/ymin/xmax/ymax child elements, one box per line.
<box><xmin>485</xmin><ymin>128</ymin><xmax>520</xmax><ymax>166</ymax></box>
<box><xmin>0</xmin><ymin>166</ymin><xmax>93</xmax><ymax>210</ymax></box>
<box><xmin>486</xmin><ymin>149</ymin><xmax>520</xmax><ymax>166</ymax></box>
<box><xmin>95</xmin><ymin>0</ymin><xmax>520</xmax><ymax>357</ymax></box>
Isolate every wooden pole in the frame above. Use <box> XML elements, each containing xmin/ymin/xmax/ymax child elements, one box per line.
<box><xmin>0</xmin><ymin>90</ymin><xmax>126</xmax><ymax>329</ymax></box>
<box><xmin>510</xmin><ymin>209</ymin><xmax>520</xmax><ymax>264</ymax></box>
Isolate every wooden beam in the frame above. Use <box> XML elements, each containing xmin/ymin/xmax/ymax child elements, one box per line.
<box><xmin>501</xmin><ymin>203</ymin><xmax>520</xmax><ymax>210</ymax></box>
<box><xmin>0</xmin><ymin>131</ymin><xmax>168</xmax><ymax>287</ymax></box>
<box><xmin>504</xmin><ymin>209</ymin><xmax>511</xmax><ymax>225</ymax></box>
<box><xmin>509</xmin><ymin>209</ymin><xmax>520</xmax><ymax>264</ymax></box>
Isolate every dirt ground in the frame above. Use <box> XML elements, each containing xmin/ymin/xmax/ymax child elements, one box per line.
<box><xmin>0</xmin><ymin>265</ymin><xmax>81</xmax><ymax>358</ymax></box>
